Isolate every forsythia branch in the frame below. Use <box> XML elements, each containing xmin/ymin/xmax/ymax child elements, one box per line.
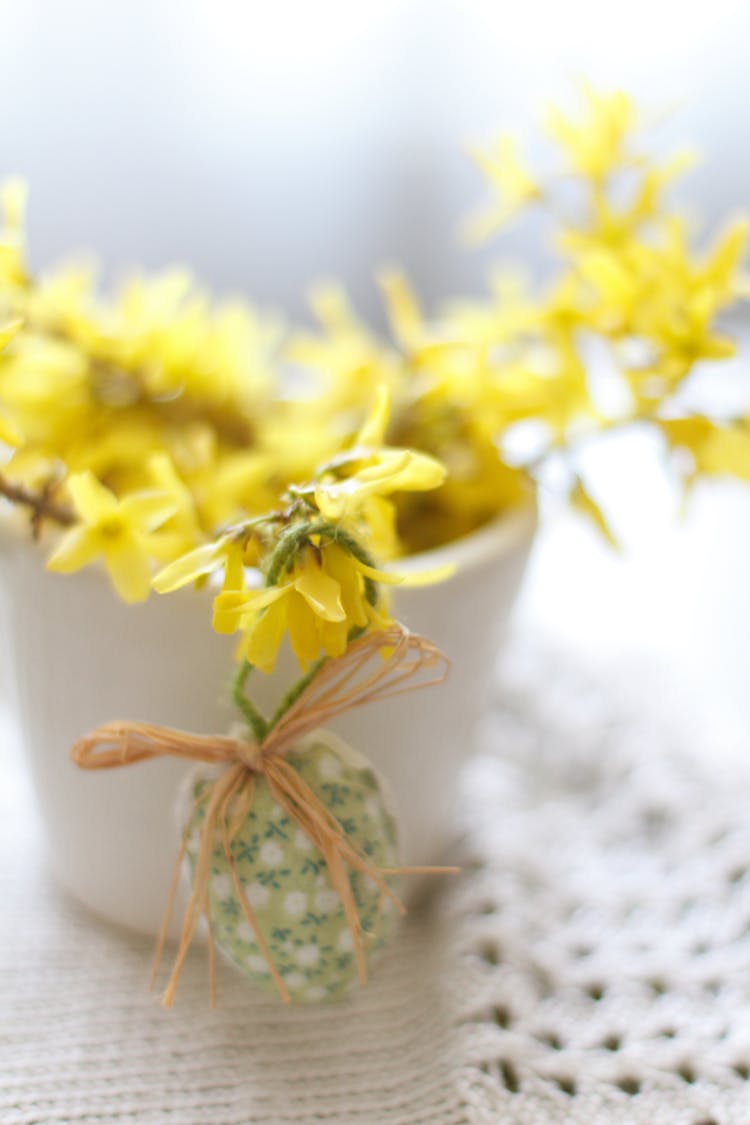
<box><xmin>0</xmin><ymin>472</ymin><xmax>75</xmax><ymax>538</ymax></box>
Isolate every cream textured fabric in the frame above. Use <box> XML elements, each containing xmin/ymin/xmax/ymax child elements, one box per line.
<box><xmin>3</xmin><ymin>635</ymin><xmax>750</xmax><ymax>1124</ymax></box>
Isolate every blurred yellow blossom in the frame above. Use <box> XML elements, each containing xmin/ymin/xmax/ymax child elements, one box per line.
<box><xmin>47</xmin><ymin>471</ymin><xmax>176</xmax><ymax>602</ymax></box>
<box><xmin>0</xmin><ymin>179</ymin><xmax>29</xmax><ymax>291</ymax></box>
<box><xmin>544</xmin><ymin>85</ymin><xmax>637</xmax><ymax>182</ymax></box>
<box><xmin>570</xmin><ymin>476</ymin><xmax>621</xmax><ymax>550</ymax></box>
<box><xmin>153</xmin><ymin>532</ymin><xmax>253</xmax><ymax>594</ymax></box>
<box><xmin>152</xmin><ymin>384</ymin><xmax>450</xmax><ymax>672</ymax></box>
<box><xmin>313</xmin><ymin>387</ymin><xmax>446</xmax><ymax>533</ymax></box>
<box><xmin>0</xmin><ymin>84</ymin><xmax>747</xmax><ymax>625</ymax></box>
<box><xmin>0</xmin><ymin>319</ymin><xmax>23</xmax><ymax>446</ymax></box>
<box><xmin>462</xmin><ymin>134</ymin><xmax>541</xmax><ymax>242</ymax></box>
<box><xmin>659</xmin><ymin>416</ymin><xmax>750</xmax><ymax>485</ymax></box>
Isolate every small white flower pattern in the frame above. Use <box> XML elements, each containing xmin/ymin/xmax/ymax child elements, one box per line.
<box><xmin>318</xmin><ymin>754</ymin><xmax>343</xmax><ymax>781</ymax></box>
<box><xmin>259</xmin><ymin>840</ymin><xmax>284</xmax><ymax>866</ymax></box>
<box><xmin>245</xmin><ymin>954</ymin><xmax>269</xmax><ymax>974</ymax></box>
<box><xmin>237</xmin><ymin>921</ymin><xmax>255</xmax><ymax>943</ymax></box>
<box><xmin>336</xmin><ymin>928</ymin><xmax>354</xmax><ymax>953</ymax></box>
<box><xmin>314</xmin><ymin>889</ymin><xmax>339</xmax><ymax>913</ymax></box>
<box><xmin>295</xmin><ymin>943</ymin><xmax>320</xmax><ymax>968</ymax></box>
<box><xmin>293</xmin><ymin>828</ymin><xmax>313</xmax><ymax>851</ymax></box>
<box><xmin>364</xmin><ymin>795</ymin><xmax>381</xmax><ymax>821</ymax></box>
<box><xmin>246</xmin><ymin>882</ymin><xmax>270</xmax><ymax>909</ymax></box>
<box><xmin>210</xmin><ymin>874</ymin><xmax>233</xmax><ymax>902</ymax></box>
<box><xmin>185</xmin><ymin>740</ymin><xmax>399</xmax><ymax>1003</ymax></box>
<box><xmin>283</xmin><ymin>891</ymin><xmax>307</xmax><ymax>918</ymax></box>
<box><xmin>283</xmin><ymin>971</ymin><xmax>306</xmax><ymax>990</ymax></box>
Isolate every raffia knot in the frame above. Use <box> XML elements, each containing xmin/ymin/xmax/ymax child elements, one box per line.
<box><xmin>231</xmin><ymin>738</ymin><xmax>264</xmax><ymax>772</ymax></box>
<box><xmin>70</xmin><ymin>626</ymin><xmax>453</xmax><ymax>1007</ymax></box>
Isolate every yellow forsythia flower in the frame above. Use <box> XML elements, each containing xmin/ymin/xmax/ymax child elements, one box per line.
<box><xmin>152</xmin><ymin>532</ymin><xmax>254</xmax><ymax>594</ymax></box>
<box><xmin>0</xmin><ymin>319</ymin><xmax>23</xmax><ymax>446</ymax></box>
<box><xmin>2</xmin><ymin>84</ymin><xmax>749</xmax><ymax>601</ymax></box>
<box><xmin>314</xmin><ymin>387</ymin><xmax>446</xmax><ymax>525</ymax></box>
<box><xmin>213</xmin><ymin>543</ymin><xmax>390</xmax><ymax>673</ymax></box>
<box><xmin>462</xmin><ymin>134</ymin><xmax>541</xmax><ymax>242</ymax></box>
<box><xmin>544</xmin><ymin>85</ymin><xmax>636</xmax><ymax>181</ymax></box>
<box><xmin>660</xmin><ymin>417</ymin><xmax>750</xmax><ymax>484</ymax></box>
<box><xmin>47</xmin><ymin>471</ymin><xmax>176</xmax><ymax>602</ymax></box>
<box><xmin>0</xmin><ymin>413</ymin><xmax>21</xmax><ymax>447</ymax></box>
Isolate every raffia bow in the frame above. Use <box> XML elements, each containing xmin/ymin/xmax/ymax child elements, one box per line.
<box><xmin>71</xmin><ymin>626</ymin><xmax>452</xmax><ymax>1007</ymax></box>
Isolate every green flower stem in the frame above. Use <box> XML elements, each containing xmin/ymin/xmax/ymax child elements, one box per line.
<box><xmin>267</xmin><ymin>655</ymin><xmax>327</xmax><ymax>732</ymax></box>
<box><xmin>322</xmin><ymin>525</ymin><xmax>380</xmax><ymax>607</ymax></box>
<box><xmin>264</xmin><ymin>520</ymin><xmax>317</xmax><ymax>585</ymax></box>
<box><xmin>233</xmin><ymin>513</ymin><xmax>384</xmax><ymax>744</ymax></box>
<box><xmin>267</xmin><ymin>625</ymin><xmax>367</xmax><ymax>732</ymax></box>
<box><xmin>232</xmin><ymin>660</ymin><xmax>269</xmax><ymax>743</ymax></box>
<box><xmin>264</xmin><ymin>519</ymin><xmax>380</xmax><ymax>606</ymax></box>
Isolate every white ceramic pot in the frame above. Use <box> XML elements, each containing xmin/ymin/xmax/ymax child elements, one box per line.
<box><xmin>0</xmin><ymin>504</ymin><xmax>536</xmax><ymax>937</ymax></box>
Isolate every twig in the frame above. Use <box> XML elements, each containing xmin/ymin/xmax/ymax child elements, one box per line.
<box><xmin>0</xmin><ymin>471</ymin><xmax>75</xmax><ymax>536</ymax></box>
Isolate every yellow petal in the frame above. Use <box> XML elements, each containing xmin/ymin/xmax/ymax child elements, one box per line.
<box><xmin>2</xmin><ymin>178</ymin><xmax>27</xmax><ymax>229</ymax></box>
<box><xmin>0</xmin><ymin>413</ymin><xmax>22</xmax><ymax>447</ymax></box>
<box><xmin>350</xmin><ymin>450</ymin><xmax>412</xmax><ymax>483</ymax></box>
<box><xmin>120</xmin><ymin>490</ymin><xmax>178</xmax><ymax>533</ymax></box>
<box><xmin>46</xmin><ymin>527</ymin><xmax>103</xmax><ymax>574</ymax></box>
<box><xmin>462</xmin><ymin>134</ymin><xmax>540</xmax><ymax>244</ymax></box>
<box><xmin>389</xmin><ymin>449</ymin><xmax>446</xmax><ymax>491</ymax></box>
<box><xmin>379</xmin><ymin>270</ymin><xmax>423</xmax><ymax>349</ymax></box>
<box><xmin>0</xmin><ymin>318</ymin><xmax>22</xmax><ymax>351</ymax></box>
<box><xmin>322</xmin><ymin>544</ymin><xmax>369</xmax><ymax>627</ymax></box>
<box><xmin>287</xmin><ymin>595</ymin><xmax>322</xmax><ymax>669</ymax></box>
<box><xmin>365</xmin><ymin>598</ymin><xmax>393</xmax><ymax>632</ymax></box>
<box><xmin>705</xmin><ymin>218</ymin><xmax>749</xmax><ymax>290</ymax></box>
<box><xmin>67</xmin><ymin>471</ymin><xmax>119</xmax><ymax>524</ymax></box>
<box><xmin>355</xmin><ymin>448</ymin><xmax>446</xmax><ymax>493</ymax></box>
<box><xmin>359</xmin><ymin>495</ymin><xmax>399</xmax><ymax>560</ymax></box>
<box><xmin>315</xmin><ymin>450</ymin><xmax>445</xmax><ymax>520</ymax></box>
<box><xmin>356</xmin><ymin>384</ymin><xmax>391</xmax><ymax>448</ymax></box>
<box><xmin>352</xmin><ymin>554</ymin><xmax>456</xmax><ymax>587</ymax></box>
<box><xmin>213</xmin><ymin>583</ymin><xmax>289</xmax><ymax>634</ymax></box>
<box><xmin>147</xmin><ymin>452</ymin><xmax>200</xmax><ymax>535</ymax></box>
<box><xmin>243</xmin><ymin>600</ymin><xmax>288</xmax><ymax>673</ymax></box>
<box><xmin>319</xmin><ymin>618</ymin><xmax>350</xmax><ymax>659</ymax></box>
<box><xmin>142</xmin><ymin>530</ymin><xmax>193</xmax><ymax>565</ymax></box>
<box><xmin>293</xmin><ymin>564</ymin><xmax>346</xmax><ymax>622</ymax></box>
<box><xmin>391</xmin><ymin>561</ymin><xmax>457</xmax><ymax>587</ymax></box>
<box><xmin>213</xmin><ymin>601</ymin><xmax>247</xmax><ymax>636</ymax></box>
<box><xmin>570</xmin><ymin>478</ymin><xmax>620</xmax><ymax>551</ymax></box>
<box><xmin>350</xmin><ymin>557</ymin><xmax>404</xmax><ymax>586</ymax></box>
<box><xmin>104</xmin><ymin>536</ymin><xmax>153</xmax><ymax>603</ymax></box>
<box><xmin>221</xmin><ymin>541</ymin><xmax>247</xmax><ymax>594</ymax></box>
<box><xmin>153</xmin><ymin>540</ymin><xmax>227</xmax><ymax>593</ymax></box>
<box><xmin>314</xmin><ymin>453</ymin><xmax>410</xmax><ymax>520</ymax></box>
<box><xmin>701</xmin><ymin>428</ymin><xmax>750</xmax><ymax>481</ymax></box>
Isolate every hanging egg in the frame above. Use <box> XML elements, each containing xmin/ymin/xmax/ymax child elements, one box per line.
<box><xmin>183</xmin><ymin>731</ymin><xmax>400</xmax><ymax>1003</ymax></box>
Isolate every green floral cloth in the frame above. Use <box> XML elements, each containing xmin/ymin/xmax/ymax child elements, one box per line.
<box><xmin>185</xmin><ymin>733</ymin><xmax>399</xmax><ymax>1003</ymax></box>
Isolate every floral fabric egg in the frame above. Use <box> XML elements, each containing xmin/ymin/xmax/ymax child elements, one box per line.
<box><xmin>183</xmin><ymin>731</ymin><xmax>399</xmax><ymax>1003</ymax></box>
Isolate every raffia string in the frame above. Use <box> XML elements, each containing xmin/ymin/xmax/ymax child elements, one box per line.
<box><xmin>71</xmin><ymin>626</ymin><xmax>453</xmax><ymax>1008</ymax></box>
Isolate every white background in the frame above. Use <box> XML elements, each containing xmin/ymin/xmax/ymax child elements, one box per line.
<box><xmin>1</xmin><ymin>0</ymin><xmax>749</xmax><ymax>312</ymax></box>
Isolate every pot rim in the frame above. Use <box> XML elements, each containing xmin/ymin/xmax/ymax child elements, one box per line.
<box><xmin>393</xmin><ymin>498</ymin><xmax>537</xmax><ymax>579</ymax></box>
